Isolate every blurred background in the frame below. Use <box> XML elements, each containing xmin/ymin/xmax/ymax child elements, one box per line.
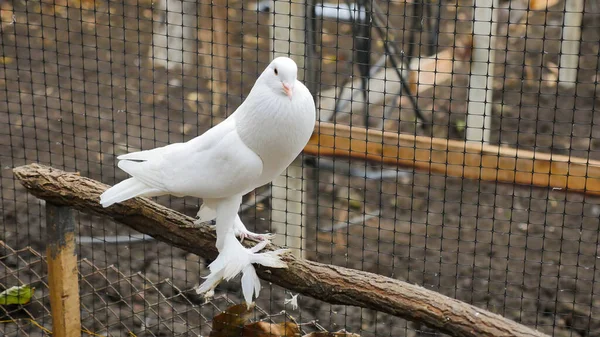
<box><xmin>1</xmin><ymin>0</ymin><xmax>600</xmax><ymax>335</ymax></box>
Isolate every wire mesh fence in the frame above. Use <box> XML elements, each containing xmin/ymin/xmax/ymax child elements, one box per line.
<box><xmin>1</xmin><ymin>0</ymin><xmax>600</xmax><ymax>336</ymax></box>
<box><xmin>0</xmin><ymin>241</ymin><xmax>320</xmax><ymax>336</ymax></box>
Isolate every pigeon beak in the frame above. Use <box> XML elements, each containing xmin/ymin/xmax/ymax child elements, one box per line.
<box><xmin>282</xmin><ymin>83</ymin><xmax>293</xmax><ymax>99</ymax></box>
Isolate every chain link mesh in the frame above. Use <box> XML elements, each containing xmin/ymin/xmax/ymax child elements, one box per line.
<box><xmin>1</xmin><ymin>0</ymin><xmax>599</xmax><ymax>336</ymax></box>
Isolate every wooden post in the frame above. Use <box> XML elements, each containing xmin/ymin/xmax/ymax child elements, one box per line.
<box><xmin>558</xmin><ymin>0</ymin><xmax>583</xmax><ymax>87</ymax></box>
<box><xmin>270</xmin><ymin>0</ymin><xmax>307</xmax><ymax>258</ymax></box>
<box><xmin>466</xmin><ymin>0</ymin><xmax>498</xmax><ymax>144</ymax></box>
<box><xmin>46</xmin><ymin>204</ymin><xmax>81</xmax><ymax>337</ymax></box>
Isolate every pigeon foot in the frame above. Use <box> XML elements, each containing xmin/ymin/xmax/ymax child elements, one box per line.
<box><xmin>196</xmin><ymin>233</ymin><xmax>288</xmax><ymax>305</ymax></box>
<box><xmin>234</xmin><ymin>226</ymin><xmax>274</xmax><ymax>243</ymax></box>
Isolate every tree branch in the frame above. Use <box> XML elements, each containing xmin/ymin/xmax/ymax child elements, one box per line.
<box><xmin>13</xmin><ymin>164</ymin><xmax>548</xmax><ymax>337</ymax></box>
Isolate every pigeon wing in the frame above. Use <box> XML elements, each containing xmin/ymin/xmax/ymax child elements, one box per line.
<box><xmin>117</xmin><ymin>120</ymin><xmax>263</xmax><ymax>199</ymax></box>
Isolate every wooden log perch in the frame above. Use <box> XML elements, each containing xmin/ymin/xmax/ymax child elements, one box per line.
<box><xmin>14</xmin><ymin>164</ymin><xmax>548</xmax><ymax>337</ymax></box>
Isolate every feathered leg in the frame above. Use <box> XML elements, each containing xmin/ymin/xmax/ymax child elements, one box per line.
<box><xmin>196</xmin><ymin>232</ymin><xmax>288</xmax><ymax>306</ymax></box>
<box><xmin>195</xmin><ymin>199</ymin><xmax>273</xmax><ymax>242</ymax></box>
<box><xmin>214</xmin><ymin>195</ymin><xmax>243</xmax><ymax>252</ymax></box>
<box><xmin>196</xmin><ymin>195</ymin><xmax>288</xmax><ymax>306</ymax></box>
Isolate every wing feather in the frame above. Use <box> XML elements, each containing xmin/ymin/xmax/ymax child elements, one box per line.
<box><xmin>114</xmin><ymin>118</ymin><xmax>263</xmax><ymax>199</ymax></box>
<box><xmin>117</xmin><ymin>143</ymin><xmax>184</xmax><ymax>161</ymax></box>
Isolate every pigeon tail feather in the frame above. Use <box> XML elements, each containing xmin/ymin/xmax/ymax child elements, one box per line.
<box><xmin>100</xmin><ymin>177</ymin><xmax>162</xmax><ymax>207</ymax></box>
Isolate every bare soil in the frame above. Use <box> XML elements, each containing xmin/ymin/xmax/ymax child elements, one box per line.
<box><xmin>1</xmin><ymin>0</ymin><xmax>600</xmax><ymax>336</ymax></box>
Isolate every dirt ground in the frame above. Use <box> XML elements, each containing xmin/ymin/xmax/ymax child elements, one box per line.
<box><xmin>1</xmin><ymin>0</ymin><xmax>600</xmax><ymax>336</ymax></box>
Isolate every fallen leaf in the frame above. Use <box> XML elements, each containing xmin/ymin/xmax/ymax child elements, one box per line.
<box><xmin>210</xmin><ymin>303</ymin><xmax>254</xmax><ymax>337</ymax></box>
<box><xmin>0</xmin><ymin>285</ymin><xmax>35</xmax><ymax>305</ymax></box>
<box><xmin>0</xmin><ymin>56</ymin><xmax>13</xmax><ymax>65</ymax></box>
<box><xmin>348</xmin><ymin>199</ymin><xmax>362</xmax><ymax>210</ymax></box>
<box><xmin>455</xmin><ymin>119</ymin><xmax>466</xmax><ymax>133</ymax></box>
<box><xmin>243</xmin><ymin>321</ymin><xmax>300</xmax><ymax>337</ymax></box>
<box><xmin>179</xmin><ymin>123</ymin><xmax>193</xmax><ymax>135</ymax></box>
<box><xmin>243</xmin><ymin>35</ymin><xmax>258</xmax><ymax>46</ymax></box>
<box><xmin>187</xmin><ymin>92</ymin><xmax>202</xmax><ymax>102</ymax></box>
<box><xmin>529</xmin><ymin>0</ymin><xmax>560</xmax><ymax>10</ymax></box>
<box><xmin>65</xmin><ymin>0</ymin><xmax>96</xmax><ymax>10</ymax></box>
<box><xmin>0</xmin><ymin>2</ymin><xmax>14</xmax><ymax>28</ymax></box>
<box><xmin>323</xmin><ymin>55</ymin><xmax>337</xmax><ymax>65</ymax></box>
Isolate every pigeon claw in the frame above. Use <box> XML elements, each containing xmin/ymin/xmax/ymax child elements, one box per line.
<box><xmin>233</xmin><ymin>225</ymin><xmax>274</xmax><ymax>243</ymax></box>
<box><xmin>193</xmin><ymin>218</ymin><xmax>216</xmax><ymax>228</ymax></box>
<box><xmin>238</xmin><ymin>231</ymin><xmax>274</xmax><ymax>243</ymax></box>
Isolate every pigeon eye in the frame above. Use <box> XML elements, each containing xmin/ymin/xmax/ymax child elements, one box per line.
<box><xmin>274</xmin><ymin>68</ymin><xmax>278</xmax><ymax>75</ymax></box>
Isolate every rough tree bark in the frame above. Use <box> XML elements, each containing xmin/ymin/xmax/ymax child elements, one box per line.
<box><xmin>13</xmin><ymin>164</ymin><xmax>548</xmax><ymax>337</ymax></box>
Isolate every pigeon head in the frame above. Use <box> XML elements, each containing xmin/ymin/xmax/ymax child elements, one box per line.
<box><xmin>262</xmin><ymin>57</ymin><xmax>298</xmax><ymax>100</ymax></box>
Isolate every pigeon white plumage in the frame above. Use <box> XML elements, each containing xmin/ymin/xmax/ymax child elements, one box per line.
<box><xmin>100</xmin><ymin>57</ymin><xmax>316</xmax><ymax>304</ymax></box>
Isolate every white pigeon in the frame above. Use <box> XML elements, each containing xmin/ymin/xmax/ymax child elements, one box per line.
<box><xmin>100</xmin><ymin>57</ymin><xmax>316</xmax><ymax>304</ymax></box>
